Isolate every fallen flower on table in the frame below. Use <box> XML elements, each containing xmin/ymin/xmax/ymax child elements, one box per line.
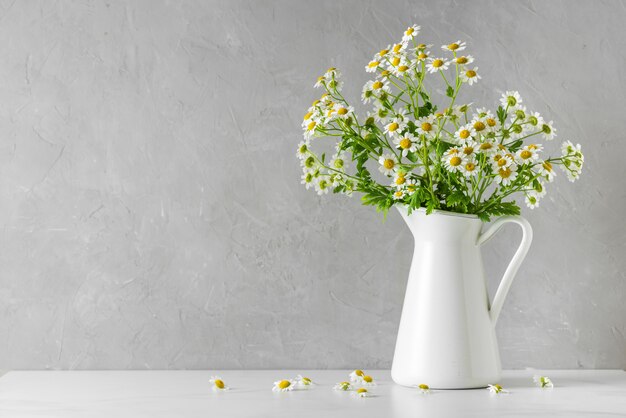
<box><xmin>361</xmin><ymin>375</ymin><xmax>376</xmax><ymax>386</ymax></box>
<box><xmin>272</xmin><ymin>379</ymin><xmax>295</xmax><ymax>392</ymax></box>
<box><xmin>209</xmin><ymin>376</ymin><xmax>229</xmax><ymax>391</ymax></box>
<box><xmin>333</xmin><ymin>381</ymin><xmax>352</xmax><ymax>391</ymax></box>
<box><xmin>352</xmin><ymin>388</ymin><xmax>371</xmax><ymax>398</ymax></box>
<box><xmin>487</xmin><ymin>384</ymin><xmax>507</xmax><ymax>394</ymax></box>
<box><xmin>418</xmin><ymin>384</ymin><xmax>430</xmax><ymax>394</ymax></box>
<box><xmin>349</xmin><ymin>369</ymin><xmax>365</xmax><ymax>383</ymax></box>
<box><xmin>295</xmin><ymin>375</ymin><xmax>314</xmax><ymax>388</ymax></box>
<box><xmin>533</xmin><ymin>375</ymin><xmax>554</xmax><ymax>388</ymax></box>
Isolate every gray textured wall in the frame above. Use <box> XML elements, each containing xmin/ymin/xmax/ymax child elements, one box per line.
<box><xmin>0</xmin><ymin>0</ymin><xmax>623</xmax><ymax>370</ymax></box>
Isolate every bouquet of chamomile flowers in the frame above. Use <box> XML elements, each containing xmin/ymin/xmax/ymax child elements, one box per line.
<box><xmin>297</xmin><ymin>25</ymin><xmax>584</xmax><ymax>221</ymax></box>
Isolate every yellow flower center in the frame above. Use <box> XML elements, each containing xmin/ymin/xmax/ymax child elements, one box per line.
<box><xmin>214</xmin><ymin>379</ymin><xmax>225</xmax><ymax>389</ymax></box>
<box><xmin>419</xmin><ymin>384</ymin><xmax>429</xmax><ymax>390</ymax></box>
<box><xmin>417</xmin><ymin>43</ymin><xmax>427</xmax><ymax>50</ymax></box>
<box><xmin>405</xmin><ymin>27</ymin><xmax>415</xmax><ymax>36</ymax></box>
<box><xmin>432</xmin><ymin>59</ymin><xmax>444</xmax><ymax>68</ymax></box>
<box><xmin>388</xmin><ymin>122</ymin><xmax>399</xmax><ymax>132</ymax></box>
<box><xmin>421</xmin><ymin>122</ymin><xmax>432</xmax><ymax>132</ymax></box>
<box><xmin>307</xmin><ymin>121</ymin><xmax>316</xmax><ymax>131</ymax></box>
<box><xmin>520</xmin><ymin>150</ymin><xmax>532</xmax><ymax>159</ymax></box>
<box><xmin>372</xmin><ymin>81</ymin><xmax>383</xmax><ymax>90</ymax></box>
<box><xmin>459</xmin><ymin>129</ymin><xmax>470</xmax><ymax>139</ymax></box>
<box><xmin>486</xmin><ymin>118</ymin><xmax>497</xmax><ymax>127</ymax></box>
<box><xmin>450</xmin><ymin>156</ymin><xmax>462</xmax><ymax>167</ymax></box>
<box><xmin>466</xmin><ymin>70</ymin><xmax>476</xmax><ymax>78</ymax></box>
<box><xmin>398</xmin><ymin>65</ymin><xmax>409</xmax><ymax>72</ymax></box>
<box><xmin>357</xmin><ymin>388</ymin><xmax>368</xmax><ymax>394</ymax></box>
<box><xmin>327</xmin><ymin>67</ymin><xmax>336</xmax><ymax>72</ymax></box>
<box><xmin>479</xmin><ymin>143</ymin><xmax>493</xmax><ymax>150</ymax></box>
<box><xmin>302</xmin><ymin>377</ymin><xmax>311</xmax><ymax>384</ymax></box>
<box><xmin>368</xmin><ymin>61</ymin><xmax>380</xmax><ymax>68</ymax></box>
<box><xmin>355</xmin><ymin>370</ymin><xmax>364</xmax><ymax>377</ymax></box>
<box><xmin>448</xmin><ymin>43</ymin><xmax>460</xmax><ymax>50</ymax></box>
<box><xmin>456</xmin><ymin>56</ymin><xmax>468</xmax><ymax>64</ymax></box>
<box><xmin>473</xmin><ymin>121</ymin><xmax>485</xmax><ymax>131</ymax></box>
<box><xmin>379</xmin><ymin>49</ymin><xmax>389</xmax><ymax>57</ymax></box>
<box><xmin>337</xmin><ymin>107</ymin><xmax>348</xmax><ymax>115</ymax></box>
<box><xmin>317</xmin><ymin>76</ymin><xmax>325</xmax><ymax>83</ymax></box>
<box><xmin>383</xmin><ymin>159</ymin><xmax>395</xmax><ymax>169</ymax></box>
<box><xmin>465</xmin><ymin>162</ymin><xmax>476</xmax><ymax>171</ymax></box>
<box><xmin>278</xmin><ymin>380</ymin><xmax>291</xmax><ymax>389</ymax></box>
<box><xmin>499</xmin><ymin>168</ymin><xmax>512</xmax><ymax>178</ymax></box>
<box><xmin>380</xmin><ymin>70</ymin><xmax>391</xmax><ymax>77</ymax></box>
<box><xmin>418</xmin><ymin>52</ymin><xmax>428</xmax><ymax>60</ymax></box>
<box><xmin>394</xmin><ymin>191</ymin><xmax>403</xmax><ymax>198</ymax></box>
<box><xmin>449</xmin><ymin>147</ymin><xmax>459</xmax><ymax>154</ymax></box>
<box><xmin>543</xmin><ymin>161</ymin><xmax>553</xmax><ymax>171</ymax></box>
<box><xmin>399</xmin><ymin>138</ymin><xmax>412</xmax><ymax>149</ymax></box>
<box><xmin>303</xmin><ymin>112</ymin><xmax>313</xmax><ymax>121</ymax></box>
<box><xmin>463</xmin><ymin>146</ymin><xmax>474</xmax><ymax>155</ymax></box>
<box><xmin>392</xmin><ymin>43</ymin><xmax>402</xmax><ymax>53</ymax></box>
<box><xmin>528</xmin><ymin>144</ymin><xmax>538</xmax><ymax>150</ymax></box>
<box><xmin>497</xmin><ymin>158</ymin><xmax>507</xmax><ymax>167</ymax></box>
<box><xmin>363</xmin><ymin>375</ymin><xmax>373</xmax><ymax>383</ymax></box>
<box><xmin>391</xmin><ymin>56</ymin><xmax>401</xmax><ymax>67</ymax></box>
<box><xmin>407</xmin><ymin>184</ymin><xmax>416</xmax><ymax>192</ymax></box>
<box><xmin>395</xmin><ymin>175</ymin><xmax>406</xmax><ymax>185</ymax></box>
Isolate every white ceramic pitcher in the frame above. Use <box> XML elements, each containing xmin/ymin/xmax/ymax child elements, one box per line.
<box><xmin>391</xmin><ymin>206</ymin><xmax>533</xmax><ymax>389</ymax></box>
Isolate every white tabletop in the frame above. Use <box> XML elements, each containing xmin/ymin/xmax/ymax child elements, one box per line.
<box><xmin>0</xmin><ymin>370</ymin><xmax>625</xmax><ymax>417</ymax></box>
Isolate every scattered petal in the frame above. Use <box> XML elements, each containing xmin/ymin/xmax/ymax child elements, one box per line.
<box><xmin>533</xmin><ymin>375</ymin><xmax>554</xmax><ymax>388</ymax></box>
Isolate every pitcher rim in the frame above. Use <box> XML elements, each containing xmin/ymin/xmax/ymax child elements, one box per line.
<box><xmin>396</xmin><ymin>205</ymin><xmax>480</xmax><ymax>220</ymax></box>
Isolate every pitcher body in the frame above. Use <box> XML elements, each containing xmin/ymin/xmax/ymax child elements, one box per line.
<box><xmin>391</xmin><ymin>207</ymin><xmax>532</xmax><ymax>389</ymax></box>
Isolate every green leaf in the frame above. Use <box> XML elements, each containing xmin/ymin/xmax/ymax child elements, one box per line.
<box><xmin>496</xmin><ymin>106</ymin><xmax>507</xmax><ymax>124</ymax></box>
<box><xmin>446</xmin><ymin>86</ymin><xmax>454</xmax><ymax>98</ymax></box>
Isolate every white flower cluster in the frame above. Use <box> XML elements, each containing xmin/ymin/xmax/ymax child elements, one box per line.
<box><xmin>298</xmin><ymin>24</ymin><xmax>584</xmax><ymax>218</ymax></box>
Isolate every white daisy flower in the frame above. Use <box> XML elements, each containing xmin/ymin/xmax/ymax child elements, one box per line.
<box><xmin>533</xmin><ymin>375</ymin><xmax>554</xmax><ymax>388</ymax></box>
<box><xmin>402</xmin><ymin>24</ymin><xmax>420</xmax><ymax>42</ymax></box>
<box><xmin>516</xmin><ymin>144</ymin><xmax>542</xmax><ymax>164</ymax></box>
<box><xmin>390</xmin><ymin>42</ymin><xmax>407</xmax><ymax>55</ymax></box>
<box><xmin>454</xmin><ymin>124</ymin><xmax>476</xmax><ymax>143</ymax></box>
<box><xmin>378</xmin><ymin>154</ymin><xmax>398</xmax><ymax>176</ymax></box>
<box><xmin>384</xmin><ymin>117</ymin><xmax>407</xmax><ymax>136</ymax></box>
<box><xmin>352</xmin><ymin>388</ymin><xmax>371</xmax><ymax>398</ymax></box>
<box><xmin>349</xmin><ymin>369</ymin><xmax>366</xmax><ymax>383</ymax></box>
<box><xmin>365</xmin><ymin>60</ymin><xmax>382</xmax><ymax>73</ymax></box>
<box><xmin>491</xmin><ymin>152</ymin><xmax>514</xmax><ymax>170</ymax></box>
<box><xmin>303</xmin><ymin>120</ymin><xmax>318</xmax><ymax>139</ymax></box>
<box><xmin>391</xmin><ymin>172</ymin><xmax>406</xmax><ymax>187</ymax></box>
<box><xmin>330</xmin><ymin>152</ymin><xmax>348</xmax><ymax>171</ymax></box>
<box><xmin>391</xmin><ymin>59</ymin><xmax>414</xmax><ymax>77</ymax></box>
<box><xmin>296</xmin><ymin>140</ymin><xmax>310</xmax><ymax>160</ymax></box>
<box><xmin>301</xmin><ymin>172</ymin><xmax>315</xmax><ymax>190</ymax></box>
<box><xmin>443</xmin><ymin>151</ymin><xmax>464</xmax><ymax>173</ymax></box>
<box><xmin>426</xmin><ymin>57</ymin><xmax>449</xmax><ymax>73</ymax></box>
<box><xmin>272</xmin><ymin>379</ymin><xmax>295</xmax><ymax>392</ymax></box>
<box><xmin>414</xmin><ymin>48</ymin><xmax>430</xmax><ymax>62</ymax></box>
<box><xmin>334</xmin><ymin>381</ymin><xmax>352</xmax><ymax>391</ymax></box>
<box><xmin>525</xmin><ymin>194</ymin><xmax>540</xmax><ymax>209</ymax></box>
<box><xmin>442</xmin><ymin>40</ymin><xmax>466</xmax><ymax>52</ymax></box>
<box><xmin>372</xmin><ymin>104</ymin><xmax>392</xmax><ymax>123</ymax></box>
<box><xmin>418</xmin><ymin>384</ymin><xmax>431</xmax><ymax>394</ymax></box>
<box><xmin>495</xmin><ymin>165</ymin><xmax>518</xmax><ymax>186</ymax></box>
<box><xmin>295</xmin><ymin>375</ymin><xmax>314</xmax><ymax>388</ymax></box>
<box><xmin>460</xmin><ymin>157</ymin><xmax>479</xmax><ymax>178</ymax></box>
<box><xmin>487</xmin><ymin>384</ymin><xmax>507</xmax><ymax>394</ymax></box>
<box><xmin>334</xmin><ymin>104</ymin><xmax>354</xmax><ymax>120</ymax></box>
<box><xmin>314</xmin><ymin>177</ymin><xmax>331</xmax><ymax>195</ymax></box>
<box><xmin>453</xmin><ymin>54</ymin><xmax>474</xmax><ymax>66</ymax></box>
<box><xmin>534</xmin><ymin>160</ymin><xmax>556</xmax><ymax>182</ymax></box>
<box><xmin>393</xmin><ymin>189</ymin><xmax>405</xmax><ymax>200</ymax></box>
<box><xmin>526</xmin><ymin>111</ymin><xmax>544</xmax><ymax>129</ymax></box>
<box><xmin>461</xmin><ymin>139</ymin><xmax>479</xmax><ymax>157</ymax></box>
<box><xmin>416</xmin><ymin>115</ymin><xmax>437</xmax><ymax>138</ymax></box>
<box><xmin>405</xmin><ymin>178</ymin><xmax>418</xmax><ymax>195</ymax></box>
<box><xmin>541</xmin><ymin>121</ymin><xmax>557</xmax><ymax>140</ymax></box>
<box><xmin>314</xmin><ymin>75</ymin><xmax>326</xmax><ymax>89</ymax></box>
<box><xmin>460</xmin><ymin>67</ymin><xmax>481</xmax><ymax>85</ymax></box>
<box><xmin>500</xmin><ymin>91</ymin><xmax>523</xmax><ymax>110</ymax></box>
<box><xmin>477</xmin><ymin>138</ymin><xmax>497</xmax><ymax>155</ymax></box>
<box><xmin>394</xmin><ymin>133</ymin><xmax>418</xmax><ymax>157</ymax></box>
<box><xmin>209</xmin><ymin>376</ymin><xmax>229</xmax><ymax>391</ymax></box>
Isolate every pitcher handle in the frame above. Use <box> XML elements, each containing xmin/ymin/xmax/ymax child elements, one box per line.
<box><xmin>477</xmin><ymin>215</ymin><xmax>533</xmax><ymax>325</ymax></box>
